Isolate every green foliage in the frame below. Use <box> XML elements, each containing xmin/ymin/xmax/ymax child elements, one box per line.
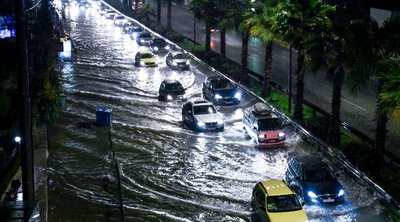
<box><xmin>0</xmin><ymin>89</ymin><xmax>10</xmax><ymax>119</ymax></box>
<box><xmin>166</xmin><ymin>31</ymin><xmax>185</xmax><ymax>43</ymax></box>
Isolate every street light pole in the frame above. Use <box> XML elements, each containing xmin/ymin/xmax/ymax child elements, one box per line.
<box><xmin>15</xmin><ymin>0</ymin><xmax>35</xmax><ymax>204</ymax></box>
<box><xmin>288</xmin><ymin>44</ymin><xmax>292</xmax><ymax>113</ymax></box>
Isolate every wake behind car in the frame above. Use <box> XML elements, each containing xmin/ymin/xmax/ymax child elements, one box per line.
<box><xmin>149</xmin><ymin>38</ymin><xmax>170</xmax><ymax>54</ymax></box>
<box><xmin>285</xmin><ymin>155</ymin><xmax>345</xmax><ymax>204</ymax></box>
<box><xmin>113</xmin><ymin>15</ymin><xmax>126</xmax><ymax>26</ymax></box>
<box><xmin>166</xmin><ymin>51</ymin><xmax>190</xmax><ymax>70</ymax></box>
<box><xmin>182</xmin><ymin>99</ymin><xmax>224</xmax><ymax>132</ymax></box>
<box><xmin>134</xmin><ymin>50</ymin><xmax>157</xmax><ymax>67</ymax></box>
<box><xmin>202</xmin><ymin>76</ymin><xmax>241</xmax><ymax>105</ymax></box>
<box><xmin>243</xmin><ymin>102</ymin><xmax>286</xmax><ymax>147</ymax></box>
<box><xmin>136</xmin><ymin>31</ymin><xmax>153</xmax><ymax>46</ymax></box>
<box><xmin>158</xmin><ymin>80</ymin><xmax>187</xmax><ymax>101</ymax></box>
<box><xmin>251</xmin><ymin>179</ymin><xmax>308</xmax><ymax>222</ymax></box>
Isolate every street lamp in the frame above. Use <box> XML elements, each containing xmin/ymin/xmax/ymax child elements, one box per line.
<box><xmin>14</xmin><ymin>136</ymin><xmax>21</xmax><ymax>156</ymax></box>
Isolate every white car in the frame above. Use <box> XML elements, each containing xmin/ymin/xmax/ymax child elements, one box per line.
<box><xmin>113</xmin><ymin>15</ymin><xmax>126</xmax><ymax>26</ymax></box>
<box><xmin>182</xmin><ymin>99</ymin><xmax>224</xmax><ymax>131</ymax></box>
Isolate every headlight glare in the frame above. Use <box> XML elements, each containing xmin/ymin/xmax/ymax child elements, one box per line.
<box><xmin>215</xmin><ymin>94</ymin><xmax>223</xmax><ymax>99</ymax></box>
<box><xmin>258</xmin><ymin>134</ymin><xmax>266</xmax><ymax>139</ymax></box>
<box><xmin>234</xmin><ymin>92</ymin><xmax>241</xmax><ymax>99</ymax></box>
<box><xmin>308</xmin><ymin>191</ymin><xmax>318</xmax><ymax>199</ymax></box>
<box><xmin>278</xmin><ymin>132</ymin><xmax>285</xmax><ymax>137</ymax></box>
<box><xmin>197</xmin><ymin>121</ymin><xmax>205</xmax><ymax>127</ymax></box>
<box><xmin>167</xmin><ymin>95</ymin><xmax>173</xmax><ymax>100</ymax></box>
<box><xmin>338</xmin><ymin>189</ymin><xmax>345</xmax><ymax>197</ymax></box>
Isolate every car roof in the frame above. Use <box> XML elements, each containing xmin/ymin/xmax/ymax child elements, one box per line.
<box><xmin>292</xmin><ymin>155</ymin><xmax>329</xmax><ymax>168</ymax></box>
<box><xmin>248</xmin><ymin>103</ymin><xmax>279</xmax><ymax>119</ymax></box>
<box><xmin>207</xmin><ymin>76</ymin><xmax>227</xmax><ymax>82</ymax></box>
<box><xmin>162</xmin><ymin>79</ymin><xmax>181</xmax><ymax>84</ymax></box>
<box><xmin>259</xmin><ymin>179</ymin><xmax>294</xmax><ymax>196</ymax></box>
<box><xmin>137</xmin><ymin>49</ymin><xmax>153</xmax><ymax>54</ymax></box>
<box><xmin>188</xmin><ymin>99</ymin><xmax>212</xmax><ymax>106</ymax></box>
<box><xmin>169</xmin><ymin>51</ymin><xmax>186</xmax><ymax>56</ymax></box>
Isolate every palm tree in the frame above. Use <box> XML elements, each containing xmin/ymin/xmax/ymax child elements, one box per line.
<box><xmin>272</xmin><ymin>0</ymin><xmax>334</xmax><ymax>120</ymax></box>
<box><xmin>190</xmin><ymin>0</ymin><xmax>221</xmax><ymax>54</ymax></box>
<box><xmin>156</xmin><ymin>0</ymin><xmax>161</xmax><ymax>23</ymax></box>
<box><xmin>167</xmin><ymin>0</ymin><xmax>172</xmax><ymax>30</ymax></box>
<box><xmin>379</xmin><ymin>62</ymin><xmax>400</xmax><ymax>123</ymax></box>
<box><xmin>244</xmin><ymin>0</ymin><xmax>278</xmax><ymax>98</ymax></box>
<box><xmin>347</xmin><ymin>18</ymin><xmax>400</xmax><ymax>157</ymax></box>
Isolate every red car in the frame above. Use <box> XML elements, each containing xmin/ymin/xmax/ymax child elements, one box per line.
<box><xmin>242</xmin><ymin>102</ymin><xmax>286</xmax><ymax>147</ymax></box>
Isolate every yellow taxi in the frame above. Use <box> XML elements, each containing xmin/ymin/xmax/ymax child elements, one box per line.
<box><xmin>251</xmin><ymin>179</ymin><xmax>308</xmax><ymax>222</ymax></box>
<box><xmin>134</xmin><ymin>50</ymin><xmax>157</xmax><ymax>67</ymax></box>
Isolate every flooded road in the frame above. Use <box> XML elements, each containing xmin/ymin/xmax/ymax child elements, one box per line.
<box><xmin>48</xmin><ymin>2</ymin><xmax>390</xmax><ymax>221</ymax></box>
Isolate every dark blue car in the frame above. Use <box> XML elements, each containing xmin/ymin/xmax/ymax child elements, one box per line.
<box><xmin>202</xmin><ymin>76</ymin><xmax>241</xmax><ymax>105</ymax></box>
<box><xmin>285</xmin><ymin>155</ymin><xmax>345</xmax><ymax>205</ymax></box>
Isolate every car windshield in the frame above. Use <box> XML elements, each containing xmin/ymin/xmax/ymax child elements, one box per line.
<box><xmin>212</xmin><ymin>79</ymin><xmax>234</xmax><ymax>90</ymax></box>
<box><xmin>153</xmin><ymin>39</ymin><xmax>166</xmax><ymax>44</ymax></box>
<box><xmin>140</xmin><ymin>32</ymin><xmax>152</xmax><ymax>38</ymax></box>
<box><xmin>257</xmin><ymin>118</ymin><xmax>283</xmax><ymax>130</ymax></box>
<box><xmin>115</xmin><ymin>16</ymin><xmax>124</xmax><ymax>20</ymax></box>
<box><xmin>141</xmin><ymin>53</ymin><xmax>154</xmax><ymax>59</ymax></box>
<box><xmin>132</xmin><ymin>27</ymin><xmax>142</xmax><ymax>32</ymax></box>
<box><xmin>193</xmin><ymin>105</ymin><xmax>217</xmax><ymax>115</ymax></box>
<box><xmin>173</xmin><ymin>54</ymin><xmax>188</xmax><ymax>60</ymax></box>
<box><xmin>165</xmin><ymin>83</ymin><xmax>184</xmax><ymax>91</ymax></box>
<box><xmin>267</xmin><ymin>194</ymin><xmax>302</xmax><ymax>213</ymax></box>
<box><xmin>304</xmin><ymin>167</ymin><xmax>335</xmax><ymax>182</ymax></box>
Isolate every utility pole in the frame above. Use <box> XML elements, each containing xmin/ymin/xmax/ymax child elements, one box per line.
<box><xmin>15</xmin><ymin>0</ymin><xmax>35</xmax><ymax>207</ymax></box>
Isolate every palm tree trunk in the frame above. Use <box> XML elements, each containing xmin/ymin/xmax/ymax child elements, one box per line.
<box><xmin>220</xmin><ymin>27</ymin><xmax>226</xmax><ymax>64</ymax></box>
<box><xmin>327</xmin><ymin>68</ymin><xmax>344</xmax><ymax>146</ymax></box>
<box><xmin>375</xmin><ymin>80</ymin><xmax>387</xmax><ymax>158</ymax></box>
<box><xmin>261</xmin><ymin>41</ymin><xmax>273</xmax><ymax>98</ymax></box>
<box><xmin>293</xmin><ymin>45</ymin><xmax>305</xmax><ymax>120</ymax></box>
<box><xmin>241</xmin><ymin>30</ymin><xmax>250</xmax><ymax>85</ymax></box>
<box><xmin>135</xmin><ymin>0</ymin><xmax>139</xmax><ymax>10</ymax></box>
<box><xmin>205</xmin><ymin>22</ymin><xmax>211</xmax><ymax>53</ymax></box>
<box><xmin>157</xmin><ymin>0</ymin><xmax>161</xmax><ymax>23</ymax></box>
<box><xmin>167</xmin><ymin>0</ymin><xmax>172</xmax><ymax>30</ymax></box>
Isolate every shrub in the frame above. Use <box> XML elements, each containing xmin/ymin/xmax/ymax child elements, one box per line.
<box><xmin>341</xmin><ymin>140</ymin><xmax>383</xmax><ymax>174</ymax></box>
<box><xmin>303</xmin><ymin>115</ymin><xmax>329</xmax><ymax>140</ymax></box>
<box><xmin>166</xmin><ymin>31</ymin><xmax>185</xmax><ymax>43</ymax></box>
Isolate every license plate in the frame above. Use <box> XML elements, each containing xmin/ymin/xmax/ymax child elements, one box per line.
<box><xmin>323</xmin><ymin>198</ymin><xmax>335</xmax><ymax>203</ymax></box>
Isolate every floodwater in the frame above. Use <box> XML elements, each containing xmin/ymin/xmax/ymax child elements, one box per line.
<box><xmin>47</xmin><ymin>2</ymin><xmax>389</xmax><ymax>221</ymax></box>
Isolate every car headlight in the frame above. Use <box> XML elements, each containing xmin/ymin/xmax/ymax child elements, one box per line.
<box><xmin>278</xmin><ymin>132</ymin><xmax>285</xmax><ymax>137</ymax></box>
<box><xmin>197</xmin><ymin>121</ymin><xmax>205</xmax><ymax>128</ymax></box>
<box><xmin>140</xmin><ymin>61</ymin><xmax>145</xmax><ymax>66</ymax></box>
<box><xmin>307</xmin><ymin>191</ymin><xmax>318</xmax><ymax>202</ymax></box>
<box><xmin>140</xmin><ymin>39</ymin><xmax>144</xmax><ymax>42</ymax></box>
<box><xmin>338</xmin><ymin>189</ymin><xmax>345</xmax><ymax>197</ymax></box>
<box><xmin>154</xmin><ymin>46</ymin><xmax>159</xmax><ymax>51</ymax></box>
<box><xmin>172</xmin><ymin>61</ymin><xmax>178</xmax><ymax>66</ymax></box>
<box><xmin>165</xmin><ymin>45</ymin><xmax>170</xmax><ymax>50</ymax></box>
<box><xmin>258</xmin><ymin>134</ymin><xmax>266</xmax><ymax>139</ymax></box>
<box><xmin>185</xmin><ymin>60</ymin><xmax>190</xmax><ymax>65</ymax></box>
<box><xmin>182</xmin><ymin>94</ymin><xmax>187</xmax><ymax>99</ymax></box>
<box><xmin>234</xmin><ymin>92</ymin><xmax>241</xmax><ymax>100</ymax></box>
<box><xmin>167</xmin><ymin>95</ymin><xmax>173</xmax><ymax>100</ymax></box>
<box><xmin>214</xmin><ymin>94</ymin><xmax>223</xmax><ymax>100</ymax></box>
<box><xmin>217</xmin><ymin>119</ymin><xmax>224</xmax><ymax>125</ymax></box>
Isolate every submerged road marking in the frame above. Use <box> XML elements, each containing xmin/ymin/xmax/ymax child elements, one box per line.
<box><xmin>342</xmin><ymin>98</ymin><xmax>367</xmax><ymax>111</ymax></box>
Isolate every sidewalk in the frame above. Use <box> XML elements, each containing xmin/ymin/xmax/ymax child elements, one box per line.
<box><xmin>144</xmin><ymin>0</ymin><xmax>400</xmax><ymax>160</ymax></box>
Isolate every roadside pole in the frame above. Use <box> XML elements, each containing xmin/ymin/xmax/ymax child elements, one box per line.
<box><xmin>15</xmin><ymin>0</ymin><xmax>35</xmax><ymax>209</ymax></box>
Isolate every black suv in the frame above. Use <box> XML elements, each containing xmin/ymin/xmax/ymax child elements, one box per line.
<box><xmin>202</xmin><ymin>76</ymin><xmax>241</xmax><ymax>105</ymax></box>
<box><xmin>158</xmin><ymin>80</ymin><xmax>187</xmax><ymax>101</ymax></box>
<box><xmin>285</xmin><ymin>155</ymin><xmax>345</xmax><ymax>204</ymax></box>
<box><xmin>149</xmin><ymin>38</ymin><xmax>170</xmax><ymax>54</ymax></box>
